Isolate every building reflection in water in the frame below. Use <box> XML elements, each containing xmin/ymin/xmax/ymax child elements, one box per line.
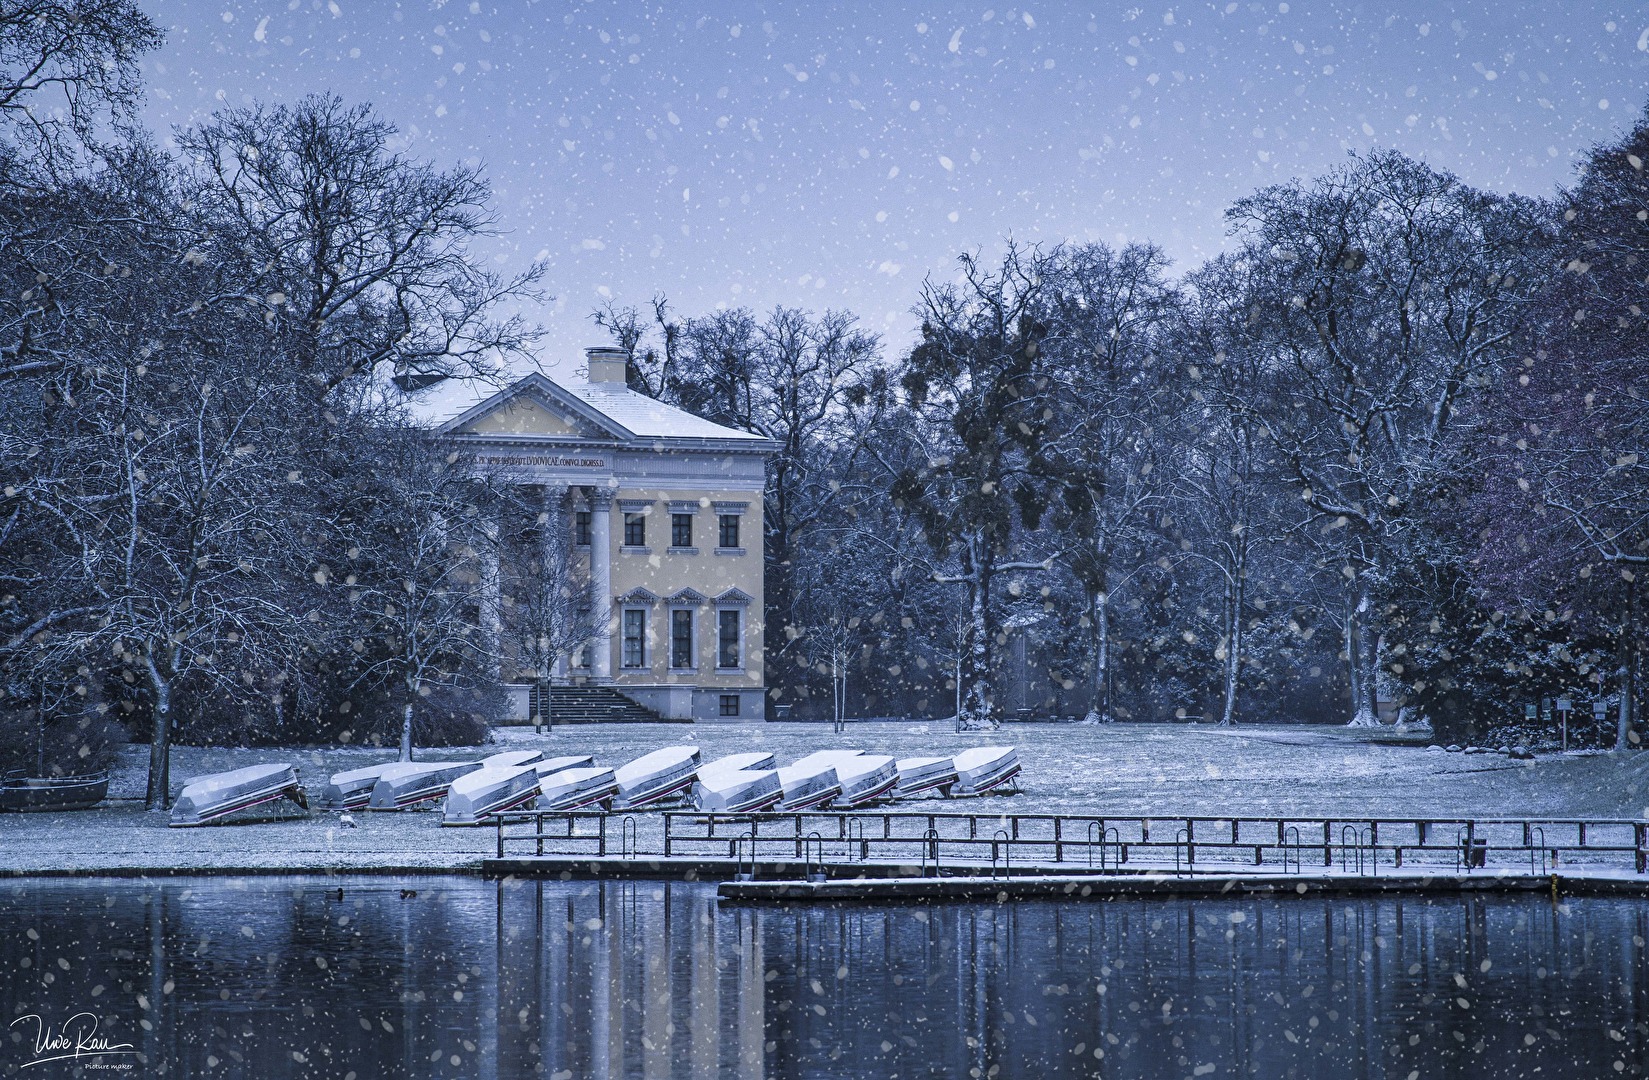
<box><xmin>1</xmin><ymin>875</ymin><xmax>1646</xmax><ymax>1078</ymax></box>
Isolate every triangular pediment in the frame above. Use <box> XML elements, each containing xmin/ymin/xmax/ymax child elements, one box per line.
<box><xmin>437</xmin><ymin>373</ymin><xmax>633</xmax><ymax>441</ymax></box>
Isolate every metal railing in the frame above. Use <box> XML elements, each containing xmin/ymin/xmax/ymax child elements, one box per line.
<box><xmin>492</xmin><ymin>809</ymin><xmax>1649</xmax><ymax>878</ymax></box>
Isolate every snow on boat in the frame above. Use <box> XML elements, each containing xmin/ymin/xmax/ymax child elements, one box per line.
<box><xmin>480</xmin><ymin>749</ymin><xmax>543</xmax><ymax>769</ymax></box>
<box><xmin>831</xmin><ymin>754</ymin><xmax>898</xmax><ymax>808</ymax></box>
<box><xmin>442</xmin><ymin>764</ymin><xmax>544</xmax><ymax>826</ymax></box>
<box><xmin>0</xmin><ymin>772</ymin><xmax>109</xmax><ymax>812</ymax></box>
<box><xmin>950</xmin><ymin>747</ymin><xmax>1021</xmax><ymax>795</ymax></box>
<box><xmin>613</xmin><ymin>746</ymin><xmax>700</xmax><ymax>809</ymax></box>
<box><xmin>697</xmin><ymin>752</ymin><xmax>777</xmax><ymax>779</ymax></box>
<box><xmin>775</xmin><ymin>752</ymin><xmax>852</xmax><ymax>811</ymax></box>
<box><xmin>693</xmin><ymin>768</ymin><xmax>782</xmax><ymax>813</ymax></box>
<box><xmin>892</xmin><ymin>756</ymin><xmax>959</xmax><ymax>799</ymax></box>
<box><xmin>366</xmin><ymin>760</ymin><xmax>484</xmax><ymax>810</ymax></box>
<box><xmin>536</xmin><ymin>767</ymin><xmax>619</xmax><ymax>811</ymax></box>
<box><xmin>169</xmin><ymin>764</ymin><xmax>307</xmax><ymax>827</ymax></box>
<box><xmin>316</xmin><ymin>762</ymin><xmax>400</xmax><ymax>810</ymax></box>
<box><xmin>532</xmin><ymin>755</ymin><xmax>595</xmax><ymax>776</ymax></box>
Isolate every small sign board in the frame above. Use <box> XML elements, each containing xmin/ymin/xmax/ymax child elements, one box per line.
<box><xmin>1556</xmin><ymin>697</ymin><xmax>1572</xmax><ymax>711</ymax></box>
<box><xmin>1594</xmin><ymin>701</ymin><xmax>1609</xmax><ymax>718</ymax></box>
<box><xmin>1524</xmin><ymin>704</ymin><xmax>1538</xmax><ymax>719</ymax></box>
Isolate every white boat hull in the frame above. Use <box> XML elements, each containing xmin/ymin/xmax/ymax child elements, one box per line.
<box><xmin>951</xmin><ymin>747</ymin><xmax>1021</xmax><ymax>795</ymax></box>
<box><xmin>536</xmin><ymin>767</ymin><xmax>620</xmax><ymax>811</ymax></box>
<box><xmin>775</xmin><ymin>763</ymin><xmax>841</xmax><ymax>811</ymax></box>
<box><xmin>693</xmin><ymin>769</ymin><xmax>782</xmax><ymax>813</ymax></box>
<box><xmin>317</xmin><ymin>762</ymin><xmax>400</xmax><ymax>810</ymax></box>
<box><xmin>170</xmin><ymin>764</ymin><xmax>306</xmax><ymax>827</ymax></box>
<box><xmin>367</xmin><ymin>761</ymin><xmax>484</xmax><ymax>809</ymax></box>
<box><xmin>442</xmin><ymin>764</ymin><xmax>544</xmax><ymax>826</ymax></box>
<box><xmin>893</xmin><ymin>757</ymin><xmax>959</xmax><ymax>799</ymax></box>
<box><xmin>831</xmin><ymin>755</ymin><xmax>898</xmax><ymax>808</ymax></box>
<box><xmin>698</xmin><ymin>752</ymin><xmax>777</xmax><ymax>779</ymax></box>
<box><xmin>613</xmin><ymin>747</ymin><xmax>700</xmax><ymax>809</ymax></box>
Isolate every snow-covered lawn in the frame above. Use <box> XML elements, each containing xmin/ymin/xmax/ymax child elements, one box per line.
<box><xmin>4</xmin><ymin>722</ymin><xmax>1645</xmax><ymax>875</ymax></box>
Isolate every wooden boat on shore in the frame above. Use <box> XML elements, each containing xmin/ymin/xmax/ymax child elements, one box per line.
<box><xmin>0</xmin><ymin>771</ymin><xmax>110</xmax><ymax>812</ymax></box>
<box><xmin>951</xmin><ymin>747</ymin><xmax>1021</xmax><ymax>795</ymax></box>
<box><xmin>169</xmin><ymin>764</ymin><xmax>306</xmax><ymax>827</ymax></box>
<box><xmin>536</xmin><ymin>766</ymin><xmax>620</xmax><ymax>811</ymax></box>
<box><xmin>693</xmin><ymin>768</ymin><xmax>782</xmax><ymax>813</ymax></box>
<box><xmin>442</xmin><ymin>764</ymin><xmax>544</xmax><ymax>826</ymax></box>
<box><xmin>613</xmin><ymin>746</ymin><xmax>700</xmax><ymax>809</ymax></box>
<box><xmin>480</xmin><ymin>749</ymin><xmax>544</xmax><ymax>770</ymax></box>
<box><xmin>892</xmin><ymin>756</ymin><xmax>959</xmax><ymax>799</ymax></box>
<box><xmin>831</xmin><ymin>754</ymin><xmax>898</xmax><ymax>808</ymax></box>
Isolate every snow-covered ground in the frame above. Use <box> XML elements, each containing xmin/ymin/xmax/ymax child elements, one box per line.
<box><xmin>4</xmin><ymin>722</ymin><xmax>1645</xmax><ymax>875</ymax></box>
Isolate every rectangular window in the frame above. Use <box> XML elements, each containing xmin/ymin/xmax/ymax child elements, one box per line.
<box><xmin>719</xmin><ymin>514</ymin><xmax>740</xmax><ymax>549</ymax></box>
<box><xmin>671</xmin><ymin>513</ymin><xmax>693</xmax><ymax>549</ymax></box>
<box><xmin>575</xmin><ymin>511</ymin><xmax>591</xmax><ymax>546</ymax></box>
<box><xmin>670</xmin><ymin>609</ymin><xmax>694</xmax><ymax>668</ymax></box>
<box><xmin>622</xmin><ymin>609</ymin><xmax>646</xmax><ymax>668</ymax></box>
<box><xmin>623</xmin><ymin>513</ymin><xmax>646</xmax><ymax>547</ymax></box>
<box><xmin>719</xmin><ymin>694</ymin><xmax>740</xmax><ymax>717</ymax></box>
<box><xmin>717</xmin><ymin>608</ymin><xmax>741</xmax><ymax>669</ymax></box>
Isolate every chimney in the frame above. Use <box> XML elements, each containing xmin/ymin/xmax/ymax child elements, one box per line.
<box><xmin>585</xmin><ymin>346</ymin><xmax>629</xmax><ymax>385</ymax></box>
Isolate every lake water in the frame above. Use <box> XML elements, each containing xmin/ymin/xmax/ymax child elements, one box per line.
<box><xmin>3</xmin><ymin>875</ymin><xmax>1645</xmax><ymax>1078</ymax></box>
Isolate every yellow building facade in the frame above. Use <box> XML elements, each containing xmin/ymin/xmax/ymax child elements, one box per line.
<box><xmin>438</xmin><ymin>348</ymin><xmax>776</xmax><ymax>721</ymax></box>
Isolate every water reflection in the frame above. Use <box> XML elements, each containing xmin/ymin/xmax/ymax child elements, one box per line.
<box><xmin>2</xmin><ymin>876</ymin><xmax>1645</xmax><ymax>1078</ymax></box>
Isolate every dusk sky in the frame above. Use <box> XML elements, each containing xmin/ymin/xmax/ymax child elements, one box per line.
<box><xmin>140</xmin><ymin>1</ymin><xmax>1649</xmax><ymax>383</ymax></box>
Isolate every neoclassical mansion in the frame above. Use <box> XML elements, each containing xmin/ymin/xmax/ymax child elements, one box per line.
<box><xmin>436</xmin><ymin>347</ymin><xmax>776</xmax><ymax>722</ymax></box>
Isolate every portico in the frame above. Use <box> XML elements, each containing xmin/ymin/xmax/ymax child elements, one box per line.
<box><xmin>435</xmin><ymin>348</ymin><xmax>776</xmax><ymax>721</ymax></box>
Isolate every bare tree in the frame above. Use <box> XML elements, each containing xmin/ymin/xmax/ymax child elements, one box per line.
<box><xmin>505</xmin><ymin>487</ymin><xmax>596</xmax><ymax>732</ymax></box>
<box><xmin>1042</xmin><ymin>242</ymin><xmax>1178</xmax><ymax>723</ymax></box>
<box><xmin>177</xmin><ymin>95</ymin><xmax>545</xmax><ymax>400</ymax></box>
<box><xmin>1225</xmin><ymin>150</ymin><xmax>1549</xmax><ymax>725</ymax></box>
<box><xmin>344</xmin><ymin>429</ymin><xmax>498</xmax><ymax>761</ymax></box>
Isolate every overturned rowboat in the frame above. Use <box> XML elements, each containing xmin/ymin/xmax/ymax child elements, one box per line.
<box><xmin>775</xmin><ymin>753</ymin><xmax>847</xmax><ymax>811</ymax></box>
<box><xmin>693</xmin><ymin>768</ymin><xmax>782</xmax><ymax>813</ymax></box>
<box><xmin>892</xmin><ymin>756</ymin><xmax>959</xmax><ymax>799</ymax></box>
<box><xmin>831</xmin><ymin>754</ymin><xmax>898</xmax><ymax>808</ymax></box>
<box><xmin>169</xmin><ymin>764</ymin><xmax>307</xmax><ymax>827</ymax></box>
<box><xmin>536</xmin><ymin>766</ymin><xmax>620</xmax><ymax>811</ymax></box>
<box><xmin>367</xmin><ymin>761</ymin><xmax>485</xmax><ymax>809</ymax></box>
<box><xmin>317</xmin><ymin>762</ymin><xmax>400</xmax><ymax>811</ymax></box>
<box><xmin>0</xmin><ymin>771</ymin><xmax>109</xmax><ymax>812</ymax></box>
<box><xmin>442</xmin><ymin>763</ymin><xmax>545</xmax><ymax>826</ymax></box>
<box><xmin>613</xmin><ymin>746</ymin><xmax>700</xmax><ymax>809</ymax></box>
<box><xmin>950</xmin><ymin>747</ymin><xmax>1021</xmax><ymax>795</ymax></box>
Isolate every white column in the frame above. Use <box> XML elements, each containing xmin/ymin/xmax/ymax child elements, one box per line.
<box><xmin>588</xmin><ymin>489</ymin><xmax>614</xmax><ymax>682</ymax></box>
<box><xmin>480</xmin><ymin>513</ymin><xmax>502</xmax><ymax>680</ymax></box>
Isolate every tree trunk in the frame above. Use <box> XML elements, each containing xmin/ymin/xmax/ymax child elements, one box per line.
<box><xmin>144</xmin><ymin>664</ymin><xmax>173</xmax><ymax>811</ymax></box>
<box><xmin>1618</xmin><ymin>574</ymin><xmax>1639</xmax><ymax>752</ymax></box>
<box><xmin>1218</xmin><ymin>554</ymin><xmax>1245</xmax><ymax>727</ymax></box>
<box><xmin>959</xmin><ymin>538</ymin><xmax>997</xmax><ymax>729</ymax></box>
<box><xmin>1086</xmin><ymin>587</ymin><xmax>1112</xmax><ymax>724</ymax></box>
<box><xmin>1346</xmin><ymin>585</ymin><xmax>1379</xmax><ymax>727</ymax></box>
<box><xmin>400</xmin><ymin>700</ymin><xmax>415</xmax><ymax>762</ymax></box>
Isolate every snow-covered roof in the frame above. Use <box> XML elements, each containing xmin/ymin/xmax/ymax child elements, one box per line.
<box><xmin>561</xmin><ymin>381</ymin><xmax>767</xmax><ymax>442</ymax></box>
<box><xmin>416</xmin><ymin>369</ymin><xmax>772</xmax><ymax>450</ymax></box>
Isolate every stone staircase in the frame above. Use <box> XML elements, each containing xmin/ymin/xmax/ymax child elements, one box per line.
<box><xmin>527</xmin><ymin>684</ymin><xmax>665</xmax><ymax>725</ymax></box>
